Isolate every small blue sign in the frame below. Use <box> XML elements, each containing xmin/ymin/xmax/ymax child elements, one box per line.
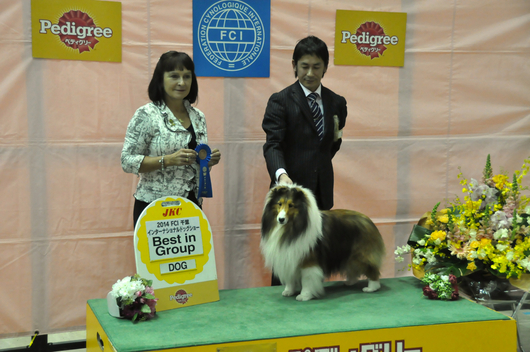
<box><xmin>193</xmin><ymin>0</ymin><xmax>270</xmax><ymax>77</ymax></box>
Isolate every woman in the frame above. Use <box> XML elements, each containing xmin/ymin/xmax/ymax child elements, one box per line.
<box><xmin>121</xmin><ymin>51</ymin><xmax>221</xmax><ymax>227</ymax></box>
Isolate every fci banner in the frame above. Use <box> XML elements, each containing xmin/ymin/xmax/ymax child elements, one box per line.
<box><xmin>31</xmin><ymin>0</ymin><xmax>122</xmax><ymax>62</ymax></box>
<box><xmin>334</xmin><ymin>10</ymin><xmax>407</xmax><ymax>67</ymax></box>
<box><xmin>193</xmin><ymin>0</ymin><xmax>270</xmax><ymax>77</ymax></box>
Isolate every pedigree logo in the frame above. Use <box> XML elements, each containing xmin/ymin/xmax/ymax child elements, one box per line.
<box><xmin>31</xmin><ymin>0</ymin><xmax>122</xmax><ymax>62</ymax></box>
<box><xmin>334</xmin><ymin>10</ymin><xmax>407</xmax><ymax>67</ymax></box>
<box><xmin>170</xmin><ymin>289</ymin><xmax>193</xmax><ymax>304</ymax></box>
<box><xmin>38</xmin><ymin>10</ymin><xmax>113</xmax><ymax>53</ymax></box>
<box><xmin>341</xmin><ymin>21</ymin><xmax>398</xmax><ymax>60</ymax></box>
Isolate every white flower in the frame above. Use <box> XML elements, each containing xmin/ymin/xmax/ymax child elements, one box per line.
<box><xmin>477</xmin><ymin>249</ymin><xmax>487</xmax><ymax>259</ymax></box>
<box><xmin>468</xmin><ymin>251</ymin><xmax>478</xmax><ymax>259</ymax></box>
<box><xmin>111</xmin><ymin>276</ymin><xmax>146</xmax><ymax>301</ymax></box>
<box><xmin>525</xmin><ymin>206</ymin><xmax>530</xmax><ymax>215</ymax></box>
<box><xmin>491</xmin><ymin>211</ymin><xmax>510</xmax><ymax>230</ymax></box>
<box><xmin>493</xmin><ymin>228</ymin><xmax>509</xmax><ymax>241</ymax></box>
<box><xmin>496</xmin><ymin>243</ymin><xmax>509</xmax><ymax>252</ymax></box>
<box><xmin>426</xmin><ymin>251</ymin><xmax>437</xmax><ymax>264</ymax></box>
<box><xmin>440</xmin><ymin>275</ymin><xmax>449</xmax><ymax>282</ymax></box>
<box><xmin>418</xmin><ymin>239</ymin><xmax>426</xmax><ymax>246</ymax></box>
<box><xmin>469</xmin><ymin>229</ymin><xmax>477</xmax><ymax>240</ymax></box>
<box><xmin>506</xmin><ymin>251</ymin><xmax>515</xmax><ymax>261</ymax></box>
<box><xmin>517</xmin><ymin>258</ymin><xmax>530</xmax><ymax>271</ymax></box>
<box><xmin>394</xmin><ymin>244</ymin><xmax>411</xmax><ymax>256</ymax></box>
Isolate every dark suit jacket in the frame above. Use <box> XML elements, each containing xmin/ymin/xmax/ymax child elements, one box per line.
<box><xmin>262</xmin><ymin>81</ymin><xmax>347</xmax><ymax>210</ymax></box>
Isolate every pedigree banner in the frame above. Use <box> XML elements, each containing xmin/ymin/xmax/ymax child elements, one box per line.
<box><xmin>134</xmin><ymin>196</ymin><xmax>219</xmax><ymax>312</ymax></box>
<box><xmin>334</xmin><ymin>10</ymin><xmax>407</xmax><ymax>67</ymax></box>
<box><xmin>31</xmin><ymin>0</ymin><xmax>122</xmax><ymax>62</ymax></box>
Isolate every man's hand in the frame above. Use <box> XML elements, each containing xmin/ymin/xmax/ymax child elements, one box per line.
<box><xmin>278</xmin><ymin>173</ymin><xmax>293</xmax><ymax>185</ymax></box>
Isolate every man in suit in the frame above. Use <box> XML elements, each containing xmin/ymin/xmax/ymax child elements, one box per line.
<box><xmin>262</xmin><ymin>36</ymin><xmax>347</xmax><ymax>285</ymax></box>
<box><xmin>262</xmin><ymin>35</ymin><xmax>347</xmax><ymax>210</ymax></box>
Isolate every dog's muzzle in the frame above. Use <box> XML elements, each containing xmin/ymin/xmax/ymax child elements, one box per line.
<box><xmin>277</xmin><ymin>210</ymin><xmax>287</xmax><ymax>225</ymax></box>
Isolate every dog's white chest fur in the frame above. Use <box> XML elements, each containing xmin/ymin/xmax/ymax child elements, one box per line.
<box><xmin>260</xmin><ymin>223</ymin><xmax>318</xmax><ymax>284</ymax></box>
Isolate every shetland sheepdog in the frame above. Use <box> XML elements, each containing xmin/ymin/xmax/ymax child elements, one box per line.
<box><xmin>260</xmin><ymin>184</ymin><xmax>386</xmax><ymax>301</ymax></box>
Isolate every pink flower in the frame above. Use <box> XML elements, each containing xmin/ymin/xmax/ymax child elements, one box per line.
<box><xmin>422</xmin><ymin>286</ymin><xmax>438</xmax><ymax>300</ymax></box>
<box><xmin>450</xmin><ymin>291</ymin><xmax>460</xmax><ymax>300</ymax></box>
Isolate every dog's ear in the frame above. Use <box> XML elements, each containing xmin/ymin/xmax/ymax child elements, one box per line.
<box><xmin>271</xmin><ymin>185</ymin><xmax>289</xmax><ymax>199</ymax></box>
<box><xmin>266</xmin><ymin>186</ymin><xmax>285</xmax><ymax>209</ymax></box>
<box><xmin>291</xmin><ymin>187</ymin><xmax>310</xmax><ymax>204</ymax></box>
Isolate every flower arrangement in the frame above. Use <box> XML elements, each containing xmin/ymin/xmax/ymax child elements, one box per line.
<box><xmin>421</xmin><ymin>273</ymin><xmax>459</xmax><ymax>300</ymax></box>
<box><xmin>110</xmin><ymin>274</ymin><xmax>158</xmax><ymax>322</ymax></box>
<box><xmin>395</xmin><ymin>155</ymin><xmax>530</xmax><ymax>282</ymax></box>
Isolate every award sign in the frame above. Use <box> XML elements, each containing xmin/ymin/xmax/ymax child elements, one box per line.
<box><xmin>134</xmin><ymin>196</ymin><xmax>219</xmax><ymax>312</ymax></box>
<box><xmin>195</xmin><ymin>144</ymin><xmax>213</xmax><ymax>197</ymax></box>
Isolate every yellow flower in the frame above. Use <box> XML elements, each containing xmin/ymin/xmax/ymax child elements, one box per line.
<box><xmin>479</xmin><ymin>238</ymin><xmax>491</xmax><ymax>247</ymax></box>
<box><xmin>467</xmin><ymin>262</ymin><xmax>477</xmax><ymax>271</ymax></box>
<box><xmin>492</xmin><ymin>174</ymin><xmax>508</xmax><ymax>189</ymax></box>
<box><xmin>430</xmin><ymin>230</ymin><xmax>446</xmax><ymax>242</ymax></box>
<box><xmin>437</xmin><ymin>214</ymin><xmax>449</xmax><ymax>223</ymax></box>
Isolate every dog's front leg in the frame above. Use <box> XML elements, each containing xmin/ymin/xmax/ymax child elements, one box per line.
<box><xmin>296</xmin><ymin>266</ymin><xmax>325</xmax><ymax>301</ymax></box>
<box><xmin>282</xmin><ymin>282</ymin><xmax>298</xmax><ymax>297</ymax></box>
<box><xmin>282</xmin><ymin>271</ymin><xmax>301</xmax><ymax>297</ymax></box>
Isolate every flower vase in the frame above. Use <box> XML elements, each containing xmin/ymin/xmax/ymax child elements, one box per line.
<box><xmin>458</xmin><ymin>271</ymin><xmax>512</xmax><ymax>302</ymax></box>
<box><xmin>509</xmin><ymin>273</ymin><xmax>530</xmax><ymax>292</ymax></box>
<box><xmin>412</xmin><ymin>265</ymin><xmax>425</xmax><ymax>280</ymax></box>
<box><xmin>106</xmin><ymin>291</ymin><xmax>124</xmax><ymax>318</ymax></box>
<box><xmin>410</xmin><ymin>252</ymin><xmax>425</xmax><ymax>280</ymax></box>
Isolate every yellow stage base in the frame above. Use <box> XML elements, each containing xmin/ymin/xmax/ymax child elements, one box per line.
<box><xmin>86</xmin><ymin>277</ymin><xmax>517</xmax><ymax>352</ymax></box>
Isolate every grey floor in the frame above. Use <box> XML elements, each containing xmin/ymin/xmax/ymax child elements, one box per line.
<box><xmin>0</xmin><ymin>331</ymin><xmax>85</xmax><ymax>352</ymax></box>
<box><xmin>0</xmin><ymin>305</ymin><xmax>528</xmax><ymax>352</ymax></box>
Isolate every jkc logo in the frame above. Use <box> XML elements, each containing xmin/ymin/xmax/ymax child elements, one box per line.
<box><xmin>162</xmin><ymin>207</ymin><xmax>182</xmax><ymax>217</ymax></box>
<box><xmin>170</xmin><ymin>289</ymin><xmax>193</xmax><ymax>304</ymax></box>
<box><xmin>341</xmin><ymin>21</ymin><xmax>399</xmax><ymax>59</ymax></box>
<box><xmin>197</xmin><ymin>0</ymin><xmax>265</xmax><ymax>71</ymax></box>
<box><xmin>39</xmin><ymin>10</ymin><xmax>113</xmax><ymax>53</ymax></box>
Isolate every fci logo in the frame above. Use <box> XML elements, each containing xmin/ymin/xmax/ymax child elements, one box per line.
<box><xmin>197</xmin><ymin>0</ymin><xmax>265</xmax><ymax>71</ymax></box>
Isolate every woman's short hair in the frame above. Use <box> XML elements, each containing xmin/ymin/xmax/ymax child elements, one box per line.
<box><xmin>148</xmin><ymin>51</ymin><xmax>199</xmax><ymax>105</ymax></box>
<box><xmin>292</xmin><ymin>36</ymin><xmax>329</xmax><ymax>78</ymax></box>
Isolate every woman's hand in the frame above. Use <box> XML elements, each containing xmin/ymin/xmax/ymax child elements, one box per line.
<box><xmin>167</xmin><ymin>149</ymin><xmax>197</xmax><ymax>167</ymax></box>
<box><xmin>209</xmin><ymin>148</ymin><xmax>221</xmax><ymax>167</ymax></box>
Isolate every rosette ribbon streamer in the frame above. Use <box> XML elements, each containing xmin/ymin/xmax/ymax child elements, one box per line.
<box><xmin>195</xmin><ymin>144</ymin><xmax>212</xmax><ymax>197</ymax></box>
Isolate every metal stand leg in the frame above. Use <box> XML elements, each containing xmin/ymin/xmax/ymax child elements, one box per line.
<box><xmin>512</xmin><ymin>291</ymin><xmax>529</xmax><ymax>352</ymax></box>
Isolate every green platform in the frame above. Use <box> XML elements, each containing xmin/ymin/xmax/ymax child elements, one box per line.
<box><xmin>87</xmin><ymin>277</ymin><xmax>512</xmax><ymax>352</ymax></box>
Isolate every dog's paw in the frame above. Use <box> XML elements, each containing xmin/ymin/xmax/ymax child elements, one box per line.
<box><xmin>362</xmin><ymin>280</ymin><xmax>381</xmax><ymax>293</ymax></box>
<box><xmin>296</xmin><ymin>292</ymin><xmax>314</xmax><ymax>301</ymax></box>
<box><xmin>282</xmin><ymin>288</ymin><xmax>296</xmax><ymax>297</ymax></box>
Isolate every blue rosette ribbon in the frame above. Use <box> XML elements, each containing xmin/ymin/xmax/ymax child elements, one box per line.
<box><xmin>195</xmin><ymin>144</ymin><xmax>212</xmax><ymax>198</ymax></box>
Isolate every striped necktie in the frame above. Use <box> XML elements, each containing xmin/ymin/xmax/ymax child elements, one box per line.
<box><xmin>308</xmin><ymin>92</ymin><xmax>323</xmax><ymax>140</ymax></box>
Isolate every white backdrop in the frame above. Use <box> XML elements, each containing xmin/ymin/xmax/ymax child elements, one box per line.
<box><xmin>1</xmin><ymin>0</ymin><xmax>529</xmax><ymax>336</ymax></box>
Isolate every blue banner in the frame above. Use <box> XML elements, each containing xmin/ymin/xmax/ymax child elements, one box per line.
<box><xmin>193</xmin><ymin>0</ymin><xmax>270</xmax><ymax>77</ymax></box>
